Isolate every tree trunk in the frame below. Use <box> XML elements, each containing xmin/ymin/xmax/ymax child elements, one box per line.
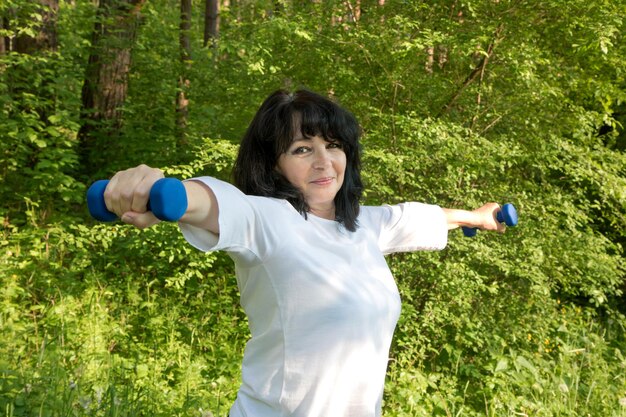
<box><xmin>176</xmin><ymin>0</ymin><xmax>192</xmax><ymax>158</ymax></box>
<box><xmin>204</xmin><ymin>0</ymin><xmax>220</xmax><ymax>46</ymax></box>
<box><xmin>425</xmin><ymin>46</ymin><xmax>434</xmax><ymax>74</ymax></box>
<box><xmin>345</xmin><ymin>0</ymin><xmax>361</xmax><ymax>22</ymax></box>
<box><xmin>77</xmin><ymin>0</ymin><xmax>146</xmax><ymax>178</ymax></box>
<box><xmin>13</xmin><ymin>0</ymin><xmax>58</xmax><ymax>54</ymax></box>
<box><xmin>0</xmin><ymin>17</ymin><xmax>8</xmax><ymax>55</ymax></box>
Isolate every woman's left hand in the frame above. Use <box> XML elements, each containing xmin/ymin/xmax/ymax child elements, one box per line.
<box><xmin>472</xmin><ymin>203</ymin><xmax>505</xmax><ymax>233</ymax></box>
<box><xmin>443</xmin><ymin>203</ymin><xmax>505</xmax><ymax>232</ymax></box>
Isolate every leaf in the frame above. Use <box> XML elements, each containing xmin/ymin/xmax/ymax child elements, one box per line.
<box><xmin>495</xmin><ymin>358</ymin><xmax>508</xmax><ymax>373</ymax></box>
<box><xmin>45</xmin><ymin>126</ymin><xmax>61</xmax><ymax>137</ymax></box>
<box><xmin>294</xmin><ymin>28</ymin><xmax>312</xmax><ymax>41</ymax></box>
<box><xmin>515</xmin><ymin>355</ymin><xmax>537</xmax><ymax>376</ymax></box>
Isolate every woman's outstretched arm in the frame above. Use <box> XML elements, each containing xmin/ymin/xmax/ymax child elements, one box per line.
<box><xmin>442</xmin><ymin>203</ymin><xmax>505</xmax><ymax>233</ymax></box>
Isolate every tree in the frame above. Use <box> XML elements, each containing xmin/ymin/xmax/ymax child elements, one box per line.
<box><xmin>204</xmin><ymin>0</ymin><xmax>219</xmax><ymax>47</ymax></box>
<box><xmin>0</xmin><ymin>0</ymin><xmax>80</xmax><ymax>221</ymax></box>
<box><xmin>77</xmin><ymin>0</ymin><xmax>146</xmax><ymax>179</ymax></box>
<box><xmin>10</xmin><ymin>0</ymin><xmax>58</xmax><ymax>54</ymax></box>
<box><xmin>2</xmin><ymin>0</ymin><xmax>58</xmax><ymax>104</ymax></box>
<box><xmin>176</xmin><ymin>0</ymin><xmax>192</xmax><ymax>157</ymax></box>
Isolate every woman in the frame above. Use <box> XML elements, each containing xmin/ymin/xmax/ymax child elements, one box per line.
<box><xmin>103</xmin><ymin>89</ymin><xmax>504</xmax><ymax>417</ymax></box>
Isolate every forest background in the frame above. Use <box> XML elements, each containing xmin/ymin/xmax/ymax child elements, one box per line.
<box><xmin>1</xmin><ymin>0</ymin><xmax>625</xmax><ymax>416</ymax></box>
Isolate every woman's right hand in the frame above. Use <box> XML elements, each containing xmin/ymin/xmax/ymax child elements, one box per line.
<box><xmin>103</xmin><ymin>164</ymin><xmax>165</xmax><ymax>229</ymax></box>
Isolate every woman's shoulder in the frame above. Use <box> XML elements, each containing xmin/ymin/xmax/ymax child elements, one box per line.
<box><xmin>359</xmin><ymin>204</ymin><xmax>393</xmax><ymax>218</ymax></box>
<box><xmin>358</xmin><ymin>205</ymin><xmax>394</xmax><ymax>228</ymax></box>
<box><xmin>358</xmin><ymin>202</ymin><xmax>442</xmax><ymax>229</ymax></box>
<box><xmin>189</xmin><ymin>176</ymin><xmax>292</xmax><ymax>206</ymax></box>
<box><xmin>248</xmin><ymin>194</ymin><xmax>296</xmax><ymax>213</ymax></box>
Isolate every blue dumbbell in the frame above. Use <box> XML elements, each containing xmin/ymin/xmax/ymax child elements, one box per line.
<box><xmin>462</xmin><ymin>203</ymin><xmax>518</xmax><ymax>237</ymax></box>
<box><xmin>87</xmin><ymin>178</ymin><xmax>188</xmax><ymax>222</ymax></box>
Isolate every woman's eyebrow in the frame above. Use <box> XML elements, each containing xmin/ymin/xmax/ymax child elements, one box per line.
<box><xmin>291</xmin><ymin>135</ymin><xmax>312</xmax><ymax>142</ymax></box>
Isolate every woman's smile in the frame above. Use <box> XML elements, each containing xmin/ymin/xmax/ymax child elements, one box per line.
<box><xmin>310</xmin><ymin>177</ymin><xmax>335</xmax><ymax>186</ymax></box>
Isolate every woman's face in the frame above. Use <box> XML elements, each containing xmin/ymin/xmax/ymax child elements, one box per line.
<box><xmin>276</xmin><ymin>134</ymin><xmax>346</xmax><ymax>219</ymax></box>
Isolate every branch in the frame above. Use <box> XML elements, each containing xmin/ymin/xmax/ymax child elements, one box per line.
<box><xmin>436</xmin><ymin>24</ymin><xmax>504</xmax><ymax>118</ymax></box>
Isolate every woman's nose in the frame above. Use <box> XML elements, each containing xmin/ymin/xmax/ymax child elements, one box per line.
<box><xmin>312</xmin><ymin>149</ymin><xmax>332</xmax><ymax>169</ymax></box>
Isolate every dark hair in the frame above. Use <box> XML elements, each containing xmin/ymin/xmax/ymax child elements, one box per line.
<box><xmin>233</xmin><ymin>89</ymin><xmax>363</xmax><ymax>232</ymax></box>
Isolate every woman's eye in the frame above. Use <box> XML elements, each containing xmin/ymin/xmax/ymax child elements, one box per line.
<box><xmin>292</xmin><ymin>146</ymin><xmax>311</xmax><ymax>155</ymax></box>
<box><xmin>327</xmin><ymin>142</ymin><xmax>343</xmax><ymax>150</ymax></box>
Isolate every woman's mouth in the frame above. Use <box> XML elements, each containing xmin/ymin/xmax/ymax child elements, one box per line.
<box><xmin>311</xmin><ymin>177</ymin><xmax>334</xmax><ymax>185</ymax></box>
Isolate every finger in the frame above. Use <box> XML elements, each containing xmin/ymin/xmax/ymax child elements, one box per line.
<box><xmin>103</xmin><ymin>177</ymin><xmax>125</xmax><ymax>217</ymax></box>
<box><xmin>105</xmin><ymin>169</ymin><xmax>139</xmax><ymax>216</ymax></box>
<box><xmin>119</xmin><ymin>165</ymin><xmax>153</xmax><ymax>214</ymax></box>
<box><xmin>130</xmin><ymin>181</ymin><xmax>151</xmax><ymax>213</ymax></box>
<box><xmin>104</xmin><ymin>165</ymin><xmax>163</xmax><ymax>217</ymax></box>
<box><xmin>121</xmin><ymin>211</ymin><xmax>160</xmax><ymax>229</ymax></box>
<box><xmin>131</xmin><ymin>169</ymin><xmax>164</xmax><ymax>213</ymax></box>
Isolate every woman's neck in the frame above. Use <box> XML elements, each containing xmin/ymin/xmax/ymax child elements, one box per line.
<box><xmin>309</xmin><ymin>206</ymin><xmax>336</xmax><ymax>221</ymax></box>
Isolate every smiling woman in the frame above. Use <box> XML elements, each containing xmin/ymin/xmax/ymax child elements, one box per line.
<box><xmin>99</xmin><ymin>88</ymin><xmax>506</xmax><ymax>417</ymax></box>
<box><xmin>233</xmin><ymin>89</ymin><xmax>363</xmax><ymax>232</ymax></box>
<box><xmin>276</xmin><ymin>135</ymin><xmax>346</xmax><ymax>220</ymax></box>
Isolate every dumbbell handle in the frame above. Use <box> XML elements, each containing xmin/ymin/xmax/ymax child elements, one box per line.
<box><xmin>462</xmin><ymin>203</ymin><xmax>518</xmax><ymax>237</ymax></box>
<box><xmin>87</xmin><ymin>178</ymin><xmax>188</xmax><ymax>222</ymax></box>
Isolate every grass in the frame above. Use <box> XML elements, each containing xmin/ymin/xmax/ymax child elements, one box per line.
<box><xmin>1</xmin><ymin>220</ymin><xmax>625</xmax><ymax>416</ymax></box>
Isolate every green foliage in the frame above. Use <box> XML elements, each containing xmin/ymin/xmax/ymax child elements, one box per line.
<box><xmin>0</xmin><ymin>71</ymin><xmax>245</xmax><ymax>412</ymax></box>
<box><xmin>0</xmin><ymin>51</ymin><xmax>84</xmax><ymax>221</ymax></box>
<box><xmin>1</xmin><ymin>196</ymin><xmax>245</xmax><ymax>416</ymax></box>
<box><xmin>1</xmin><ymin>0</ymin><xmax>626</xmax><ymax>415</ymax></box>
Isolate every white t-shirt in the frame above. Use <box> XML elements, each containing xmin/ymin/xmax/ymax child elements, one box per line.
<box><xmin>179</xmin><ymin>177</ymin><xmax>448</xmax><ymax>417</ymax></box>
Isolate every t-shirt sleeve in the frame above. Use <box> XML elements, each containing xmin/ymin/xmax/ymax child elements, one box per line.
<box><xmin>370</xmin><ymin>202</ymin><xmax>448</xmax><ymax>254</ymax></box>
<box><xmin>177</xmin><ymin>177</ymin><xmax>270</xmax><ymax>264</ymax></box>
